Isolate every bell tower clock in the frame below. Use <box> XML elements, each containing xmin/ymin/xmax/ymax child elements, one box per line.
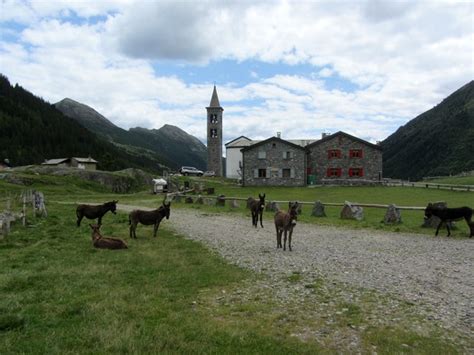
<box><xmin>206</xmin><ymin>85</ymin><xmax>223</xmax><ymax>177</ymax></box>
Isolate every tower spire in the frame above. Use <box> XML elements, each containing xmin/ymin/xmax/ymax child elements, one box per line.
<box><xmin>209</xmin><ymin>85</ymin><xmax>221</xmax><ymax>107</ymax></box>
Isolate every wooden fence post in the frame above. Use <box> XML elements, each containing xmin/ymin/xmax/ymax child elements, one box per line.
<box><xmin>22</xmin><ymin>195</ymin><xmax>26</xmax><ymax>226</ymax></box>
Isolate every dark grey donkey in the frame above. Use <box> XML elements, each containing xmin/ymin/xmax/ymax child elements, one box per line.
<box><xmin>129</xmin><ymin>201</ymin><xmax>171</xmax><ymax>238</ymax></box>
<box><xmin>248</xmin><ymin>193</ymin><xmax>266</xmax><ymax>228</ymax></box>
<box><xmin>274</xmin><ymin>201</ymin><xmax>299</xmax><ymax>251</ymax></box>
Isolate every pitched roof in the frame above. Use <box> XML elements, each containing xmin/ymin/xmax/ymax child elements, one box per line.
<box><xmin>208</xmin><ymin>85</ymin><xmax>221</xmax><ymax>107</ymax></box>
<box><xmin>306</xmin><ymin>131</ymin><xmax>382</xmax><ymax>150</ymax></box>
<box><xmin>225</xmin><ymin>135</ymin><xmax>252</xmax><ymax>147</ymax></box>
<box><xmin>241</xmin><ymin>136</ymin><xmax>306</xmax><ymax>152</ymax></box>
<box><xmin>42</xmin><ymin>158</ymin><xmax>70</xmax><ymax>165</ymax></box>
<box><xmin>73</xmin><ymin>157</ymin><xmax>98</xmax><ymax>163</ymax></box>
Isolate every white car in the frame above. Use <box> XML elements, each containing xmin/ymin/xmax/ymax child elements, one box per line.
<box><xmin>179</xmin><ymin>166</ymin><xmax>204</xmax><ymax>176</ymax></box>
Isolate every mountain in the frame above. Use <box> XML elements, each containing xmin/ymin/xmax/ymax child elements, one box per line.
<box><xmin>0</xmin><ymin>74</ymin><xmax>162</xmax><ymax>171</ymax></box>
<box><xmin>381</xmin><ymin>81</ymin><xmax>474</xmax><ymax>180</ymax></box>
<box><xmin>55</xmin><ymin>98</ymin><xmax>207</xmax><ymax>170</ymax></box>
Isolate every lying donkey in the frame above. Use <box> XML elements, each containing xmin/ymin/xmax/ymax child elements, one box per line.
<box><xmin>89</xmin><ymin>224</ymin><xmax>128</xmax><ymax>250</ymax></box>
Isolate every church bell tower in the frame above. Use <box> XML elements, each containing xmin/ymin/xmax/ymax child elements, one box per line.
<box><xmin>206</xmin><ymin>85</ymin><xmax>223</xmax><ymax>176</ymax></box>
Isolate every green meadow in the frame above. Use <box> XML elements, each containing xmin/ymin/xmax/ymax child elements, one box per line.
<box><xmin>0</xmin><ymin>172</ymin><xmax>472</xmax><ymax>353</ymax></box>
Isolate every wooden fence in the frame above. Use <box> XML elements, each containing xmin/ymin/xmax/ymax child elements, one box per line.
<box><xmin>383</xmin><ymin>181</ymin><xmax>473</xmax><ymax>192</ymax></box>
<box><xmin>0</xmin><ymin>190</ymin><xmax>47</xmax><ymax>238</ymax></box>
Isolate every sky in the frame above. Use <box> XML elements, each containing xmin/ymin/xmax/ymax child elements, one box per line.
<box><xmin>1</xmin><ymin>0</ymin><xmax>473</xmax><ymax>148</ymax></box>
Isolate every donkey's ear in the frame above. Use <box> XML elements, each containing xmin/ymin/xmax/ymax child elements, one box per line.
<box><xmin>263</xmin><ymin>193</ymin><xmax>266</xmax><ymax>198</ymax></box>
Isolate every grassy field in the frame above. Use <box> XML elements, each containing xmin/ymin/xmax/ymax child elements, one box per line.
<box><xmin>0</xmin><ymin>172</ymin><xmax>472</xmax><ymax>353</ymax></box>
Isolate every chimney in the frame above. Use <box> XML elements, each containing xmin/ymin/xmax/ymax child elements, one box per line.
<box><xmin>322</xmin><ymin>132</ymin><xmax>330</xmax><ymax>138</ymax></box>
<box><xmin>276</xmin><ymin>132</ymin><xmax>281</xmax><ymax>138</ymax></box>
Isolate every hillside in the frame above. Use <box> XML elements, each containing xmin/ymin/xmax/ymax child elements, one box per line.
<box><xmin>55</xmin><ymin>98</ymin><xmax>207</xmax><ymax>170</ymax></box>
<box><xmin>0</xmin><ymin>74</ymin><xmax>162</xmax><ymax>172</ymax></box>
<box><xmin>381</xmin><ymin>81</ymin><xmax>474</xmax><ymax>180</ymax></box>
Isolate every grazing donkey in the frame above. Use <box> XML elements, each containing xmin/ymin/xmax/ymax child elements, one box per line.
<box><xmin>274</xmin><ymin>201</ymin><xmax>299</xmax><ymax>251</ymax></box>
<box><xmin>424</xmin><ymin>203</ymin><xmax>473</xmax><ymax>237</ymax></box>
<box><xmin>89</xmin><ymin>224</ymin><xmax>127</xmax><ymax>250</ymax></box>
<box><xmin>129</xmin><ymin>201</ymin><xmax>171</xmax><ymax>238</ymax></box>
<box><xmin>248</xmin><ymin>193</ymin><xmax>266</xmax><ymax>228</ymax></box>
<box><xmin>76</xmin><ymin>200</ymin><xmax>118</xmax><ymax>227</ymax></box>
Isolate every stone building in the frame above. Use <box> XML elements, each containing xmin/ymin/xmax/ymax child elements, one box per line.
<box><xmin>241</xmin><ymin>137</ymin><xmax>306</xmax><ymax>187</ymax></box>
<box><xmin>239</xmin><ymin>131</ymin><xmax>382</xmax><ymax>186</ymax></box>
<box><xmin>306</xmin><ymin>131</ymin><xmax>382</xmax><ymax>183</ymax></box>
<box><xmin>206</xmin><ymin>86</ymin><xmax>223</xmax><ymax>177</ymax></box>
<box><xmin>42</xmin><ymin>157</ymin><xmax>98</xmax><ymax>170</ymax></box>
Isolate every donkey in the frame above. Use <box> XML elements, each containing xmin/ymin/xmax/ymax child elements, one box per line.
<box><xmin>76</xmin><ymin>200</ymin><xmax>118</xmax><ymax>227</ymax></box>
<box><xmin>129</xmin><ymin>201</ymin><xmax>171</xmax><ymax>238</ymax></box>
<box><xmin>248</xmin><ymin>193</ymin><xmax>266</xmax><ymax>228</ymax></box>
<box><xmin>274</xmin><ymin>201</ymin><xmax>299</xmax><ymax>251</ymax></box>
<box><xmin>424</xmin><ymin>203</ymin><xmax>473</xmax><ymax>237</ymax></box>
<box><xmin>89</xmin><ymin>224</ymin><xmax>127</xmax><ymax>250</ymax></box>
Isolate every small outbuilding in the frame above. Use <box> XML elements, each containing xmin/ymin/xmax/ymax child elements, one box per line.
<box><xmin>153</xmin><ymin>178</ymin><xmax>168</xmax><ymax>193</ymax></box>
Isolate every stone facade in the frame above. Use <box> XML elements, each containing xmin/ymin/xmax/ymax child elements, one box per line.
<box><xmin>306</xmin><ymin>131</ymin><xmax>382</xmax><ymax>184</ymax></box>
<box><xmin>242</xmin><ymin>137</ymin><xmax>306</xmax><ymax>187</ymax></box>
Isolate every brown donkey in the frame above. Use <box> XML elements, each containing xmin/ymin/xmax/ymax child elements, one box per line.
<box><xmin>89</xmin><ymin>224</ymin><xmax>127</xmax><ymax>250</ymax></box>
<box><xmin>274</xmin><ymin>202</ymin><xmax>299</xmax><ymax>251</ymax></box>
<box><xmin>129</xmin><ymin>201</ymin><xmax>171</xmax><ymax>238</ymax></box>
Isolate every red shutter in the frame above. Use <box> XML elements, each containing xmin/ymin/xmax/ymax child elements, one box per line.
<box><xmin>326</xmin><ymin>168</ymin><xmax>331</xmax><ymax>177</ymax></box>
<box><xmin>360</xmin><ymin>168</ymin><xmax>364</xmax><ymax>177</ymax></box>
<box><xmin>337</xmin><ymin>168</ymin><xmax>342</xmax><ymax>177</ymax></box>
<box><xmin>360</xmin><ymin>150</ymin><xmax>364</xmax><ymax>158</ymax></box>
<box><xmin>337</xmin><ymin>150</ymin><xmax>341</xmax><ymax>158</ymax></box>
<box><xmin>327</xmin><ymin>150</ymin><xmax>331</xmax><ymax>159</ymax></box>
<box><xmin>348</xmin><ymin>168</ymin><xmax>353</xmax><ymax>177</ymax></box>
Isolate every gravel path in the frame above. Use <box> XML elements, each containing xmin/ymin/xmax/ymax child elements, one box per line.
<box><xmin>119</xmin><ymin>204</ymin><xmax>474</xmax><ymax>340</ymax></box>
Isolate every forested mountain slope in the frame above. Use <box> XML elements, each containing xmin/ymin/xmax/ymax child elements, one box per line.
<box><xmin>381</xmin><ymin>81</ymin><xmax>474</xmax><ymax>180</ymax></box>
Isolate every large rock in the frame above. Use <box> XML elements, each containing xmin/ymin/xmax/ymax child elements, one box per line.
<box><xmin>311</xmin><ymin>201</ymin><xmax>326</xmax><ymax>217</ymax></box>
<box><xmin>229</xmin><ymin>200</ymin><xmax>239</xmax><ymax>208</ymax></box>
<box><xmin>384</xmin><ymin>204</ymin><xmax>402</xmax><ymax>224</ymax></box>
<box><xmin>195</xmin><ymin>196</ymin><xmax>204</xmax><ymax>204</ymax></box>
<box><xmin>340</xmin><ymin>201</ymin><xmax>364</xmax><ymax>221</ymax></box>
<box><xmin>266</xmin><ymin>201</ymin><xmax>280</xmax><ymax>212</ymax></box>
<box><xmin>216</xmin><ymin>195</ymin><xmax>226</xmax><ymax>207</ymax></box>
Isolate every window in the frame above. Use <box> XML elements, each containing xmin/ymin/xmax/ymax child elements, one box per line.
<box><xmin>349</xmin><ymin>149</ymin><xmax>363</xmax><ymax>158</ymax></box>
<box><xmin>210</xmin><ymin>129</ymin><xmax>218</xmax><ymax>138</ymax></box>
<box><xmin>282</xmin><ymin>168</ymin><xmax>291</xmax><ymax>178</ymax></box>
<box><xmin>258</xmin><ymin>151</ymin><xmax>266</xmax><ymax>159</ymax></box>
<box><xmin>283</xmin><ymin>151</ymin><xmax>294</xmax><ymax>159</ymax></box>
<box><xmin>327</xmin><ymin>168</ymin><xmax>342</xmax><ymax>177</ymax></box>
<box><xmin>328</xmin><ymin>149</ymin><xmax>341</xmax><ymax>159</ymax></box>
<box><xmin>210</xmin><ymin>114</ymin><xmax>218</xmax><ymax>124</ymax></box>
<box><xmin>349</xmin><ymin>168</ymin><xmax>364</xmax><ymax>177</ymax></box>
<box><xmin>258</xmin><ymin>169</ymin><xmax>267</xmax><ymax>178</ymax></box>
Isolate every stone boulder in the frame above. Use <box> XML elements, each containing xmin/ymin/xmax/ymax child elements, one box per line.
<box><xmin>340</xmin><ymin>201</ymin><xmax>364</xmax><ymax>221</ymax></box>
<box><xmin>229</xmin><ymin>200</ymin><xmax>239</xmax><ymax>208</ymax></box>
<box><xmin>384</xmin><ymin>204</ymin><xmax>402</xmax><ymax>224</ymax></box>
<box><xmin>311</xmin><ymin>201</ymin><xmax>326</xmax><ymax>217</ymax></box>
<box><xmin>266</xmin><ymin>201</ymin><xmax>280</xmax><ymax>212</ymax></box>
<box><xmin>216</xmin><ymin>195</ymin><xmax>226</xmax><ymax>207</ymax></box>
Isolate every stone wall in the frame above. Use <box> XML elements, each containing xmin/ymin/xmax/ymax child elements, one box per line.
<box><xmin>242</xmin><ymin>139</ymin><xmax>305</xmax><ymax>186</ymax></box>
<box><xmin>307</xmin><ymin>134</ymin><xmax>382</xmax><ymax>183</ymax></box>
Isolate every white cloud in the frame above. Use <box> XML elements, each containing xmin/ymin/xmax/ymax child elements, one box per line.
<box><xmin>0</xmin><ymin>0</ymin><xmax>472</xmax><ymax>147</ymax></box>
